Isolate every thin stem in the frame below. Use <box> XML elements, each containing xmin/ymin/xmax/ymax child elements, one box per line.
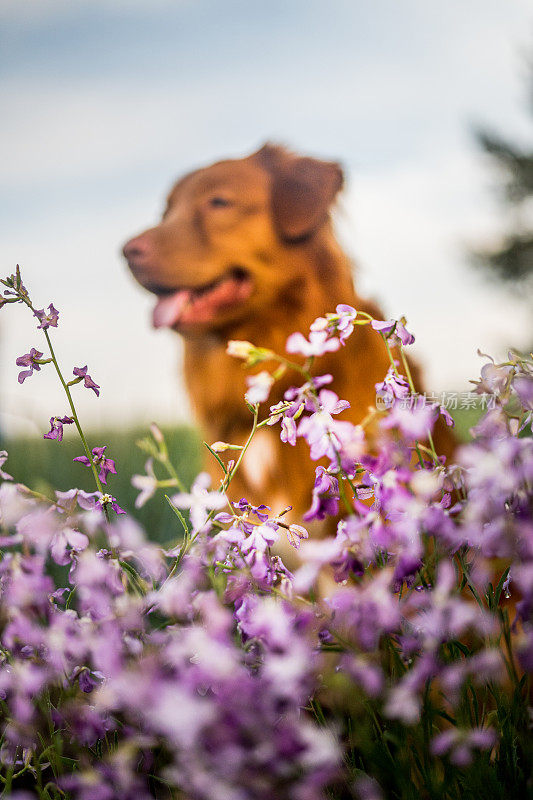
<box><xmin>224</xmin><ymin>404</ymin><xmax>260</xmax><ymax>489</ymax></box>
<box><xmin>156</xmin><ymin>451</ymin><xmax>186</xmax><ymax>492</ymax></box>
<box><xmin>265</xmin><ymin>352</ymin><xmax>314</xmax><ymax>383</ymax></box>
<box><xmin>14</xmin><ymin>286</ymin><xmax>113</xmax><ymax>519</ymax></box>
<box><xmin>381</xmin><ymin>333</ymin><xmax>401</xmax><ymax>377</ymax></box>
<box><xmin>164</xmin><ymin>404</ymin><xmax>261</xmax><ymax>581</ymax></box>
<box><xmin>399</xmin><ymin>345</ymin><xmax>416</xmax><ymax>393</ymax></box>
<box><xmin>42</xmin><ymin>330</ymin><xmax>110</xmax><ymax>522</ymax></box>
<box><xmin>400</xmin><ymin>345</ymin><xmax>441</xmax><ymax>464</ymax></box>
<box><xmin>43</xmin><ymin>331</ymin><xmax>103</xmax><ymax>493</ymax></box>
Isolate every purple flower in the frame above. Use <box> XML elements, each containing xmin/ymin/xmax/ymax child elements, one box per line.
<box><xmin>281</xmin><ymin>415</ymin><xmax>297</xmax><ymax>445</ymax></box>
<box><xmin>54</xmin><ymin>488</ymin><xmax>102</xmax><ymax>513</ymax></box>
<box><xmin>72</xmin><ymin>365</ymin><xmax>100</xmax><ymax>396</ymax></box>
<box><xmin>43</xmin><ymin>415</ymin><xmax>74</xmax><ymax>442</ymax></box>
<box><xmin>406</xmin><ymin>562</ymin><xmax>495</xmax><ymax>648</ymax></box>
<box><xmin>303</xmin><ymin>466</ymin><xmax>339</xmax><ymax>521</ymax></box>
<box><xmin>513</xmin><ymin>374</ymin><xmax>533</xmax><ymax>410</ymax></box>
<box><xmin>267</xmin><ymin>402</ymin><xmax>300</xmax><ymax>446</ymax></box>
<box><xmin>431</xmin><ymin>727</ymin><xmax>497</xmax><ymax>766</ymax></box>
<box><xmin>384</xmin><ymin>655</ymin><xmax>435</xmax><ymax>723</ymax></box>
<box><xmin>328</xmin><ymin>571</ymin><xmax>402</xmax><ymax>651</ymax></box>
<box><xmin>438</xmin><ymin>403</ymin><xmax>455</xmax><ymax>427</ymax></box>
<box><xmin>440</xmin><ymin>649</ymin><xmax>501</xmax><ymax>702</ymax></box>
<box><xmin>502</xmin><ymin>570</ymin><xmax>512</xmax><ymax>599</ymax></box>
<box><xmin>16</xmin><ymin>347</ymin><xmax>44</xmax><ymax>383</ymax></box>
<box><xmin>513</xmin><ymin>374</ymin><xmax>533</xmax><ymax>431</ymax></box>
<box><xmin>375</xmin><ymin>366</ymin><xmax>410</xmax><ymax>409</ymax></box>
<box><xmin>0</xmin><ymin>450</ymin><xmax>13</xmax><ymax>481</ymax></box>
<box><xmin>335</xmin><ymin>304</ymin><xmax>358</xmax><ymax>340</ymax></box>
<box><xmin>75</xmin><ymin>667</ymin><xmax>105</xmax><ymax>694</ymax></box>
<box><xmin>473</xmin><ymin>356</ymin><xmax>513</xmax><ymax>399</ymax></box>
<box><xmin>107</xmin><ymin>517</ymin><xmax>164</xmax><ymax>579</ymax></box>
<box><xmin>50</xmin><ymin>526</ymin><xmax>90</xmax><ymax>565</ymax></box>
<box><xmin>340</xmin><ymin>654</ymin><xmax>384</xmax><ymax>697</ymax></box>
<box><xmin>310</xmin><ymin>304</ymin><xmax>358</xmax><ymax>343</ymax></box>
<box><xmin>232</xmin><ymin>498</ymin><xmax>271</xmax><ymax>521</ymax></box>
<box><xmin>355</xmin><ymin>775</ymin><xmax>384</xmax><ymax>800</ymax></box>
<box><xmin>284</xmin><ymin>373</ymin><xmax>333</xmax><ymax>404</ymax></box>
<box><xmin>381</xmin><ymin>397</ymin><xmax>437</xmax><ymax>440</ymax></box>
<box><xmin>241</xmin><ymin>521</ymin><xmax>280</xmax><ymax>553</ymax></box>
<box><xmin>98</xmin><ymin>493</ymin><xmax>125</xmax><ymax>515</ymax></box>
<box><xmin>73</xmin><ymin>446</ymin><xmax>117</xmax><ymax>485</ymax></box>
<box><xmin>286</xmin><ymin>329</ymin><xmax>341</xmax><ymax>357</ymax></box>
<box><xmin>371</xmin><ymin>318</ymin><xmax>415</xmax><ymax>346</ymax></box>
<box><xmin>297</xmin><ymin>389</ymin><xmax>352</xmax><ymax>461</ymax></box>
<box><xmin>33</xmin><ymin>303</ymin><xmax>59</xmax><ymax>330</ymax></box>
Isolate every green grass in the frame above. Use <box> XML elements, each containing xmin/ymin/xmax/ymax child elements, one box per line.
<box><xmin>0</xmin><ymin>424</ymin><xmax>203</xmax><ymax>545</ymax></box>
<box><xmin>0</xmin><ymin>405</ymin><xmax>482</xmax><ymax>546</ymax></box>
<box><xmin>448</xmin><ymin>404</ymin><xmax>484</xmax><ymax>442</ymax></box>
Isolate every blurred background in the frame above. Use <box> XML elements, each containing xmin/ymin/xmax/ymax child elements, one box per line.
<box><xmin>1</xmin><ymin>0</ymin><xmax>532</xmax><ymax>527</ymax></box>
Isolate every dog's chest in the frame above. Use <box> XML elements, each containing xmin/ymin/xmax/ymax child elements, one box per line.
<box><xmin>184</xmin><ymin>341</ymin><xmax>247</xmax><ymax>425</ymax></box>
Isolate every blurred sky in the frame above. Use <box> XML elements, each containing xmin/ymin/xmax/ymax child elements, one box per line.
<box><xmin>1</xmin><ymin>0</ymin><xmax>532</xmax><ymax>435</ymax></box>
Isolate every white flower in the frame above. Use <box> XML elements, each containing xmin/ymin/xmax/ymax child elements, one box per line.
<box><xmin>286</xmin><ymin>330</ymin><xmax>341</xmax><ymax>357</ymax></box>
<box><xmin>245</xmin><ymin>371</ymin><xmax>274</xmax><ymax>404</ymax></box>
<box><xmin>171</xmin><ymin>472</ymin><xmax>226</xmax><ymax>532</ymax></box>
<box><xmin>131</xmin><ymin>458</ymin><xmax>158</xmax><ymax>508</ymax></box>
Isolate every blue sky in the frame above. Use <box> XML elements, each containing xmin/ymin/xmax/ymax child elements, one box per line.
<box><xmin>1</xmin><ymin>0</ymin><xmax>532</xmax><ymax>433</ymax></box>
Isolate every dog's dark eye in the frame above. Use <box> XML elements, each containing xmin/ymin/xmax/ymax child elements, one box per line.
<box><xmin>208</xmin><ymin>196</ymin><xmax>232</xmax><ymax>208</ymax></box>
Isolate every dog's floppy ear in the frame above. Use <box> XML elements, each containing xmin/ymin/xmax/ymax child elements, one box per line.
<box><xmin>254</xmin><ymin>143</ymin><xmax>344</xmax><ymax>242</ymax></box>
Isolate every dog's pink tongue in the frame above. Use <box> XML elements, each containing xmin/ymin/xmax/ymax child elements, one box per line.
<box><xmin>152</xmin><ymin>290</ymin><xmax>191</xmax><ymax>329</ymax></box>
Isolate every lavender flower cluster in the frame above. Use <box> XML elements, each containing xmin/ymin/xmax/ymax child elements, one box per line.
<box><xmin>0</xmin><ymin>270</ymin><xmax>532</xmax><ymax>799</ymax></box>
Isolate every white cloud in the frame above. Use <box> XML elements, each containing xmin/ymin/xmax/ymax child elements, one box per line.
<box><xmin>0</xmin><ymin>80</ymin><xmax>219</xmax><ymax>189</ymax></box>
<box><xmin>338</xmin><ymin>150</ymin><xmax>530</xmax><ymax>390</ymax></box>
<box><xmin>0</xmin><ymin>208</ymin><xmax>191</xmax><ymax>435</ymax></box>
<box><xmin>0</xmin><ymin>0</ymin><xmax>185</xmax><ymax>23</ymax></box>
<box><xmin>1</xmin><ymin>0</ymin><xmax>531</xmax><ymax>434</ymax></box>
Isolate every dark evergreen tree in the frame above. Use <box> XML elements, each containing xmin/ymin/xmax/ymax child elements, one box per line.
<box><xmin>474</xmin><ymin>76</ymin><xmax>533</xmax><ymax>286</ymax></box>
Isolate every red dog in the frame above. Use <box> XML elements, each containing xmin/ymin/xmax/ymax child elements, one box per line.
<box><xmin>123</xmin><ymin>144</ymin><xmax>449</xmax><ymax>518</ymax></box>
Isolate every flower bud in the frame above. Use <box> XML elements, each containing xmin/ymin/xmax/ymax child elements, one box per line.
<box><xmin>227</xmin><ymin>340</ymin><xmax>256</xmax><ymax>359</ymax></box>
<box><xmin>210</xmin><ymin>441</ymin><xmax>233</xmax><ymax>452</ymax></box>
<box><xmin>149</xmin><ymin>422</ymin><xmax>164</xmax><ymax>444</ymax></box>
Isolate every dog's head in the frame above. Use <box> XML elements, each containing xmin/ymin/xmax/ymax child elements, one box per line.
<box><xmin>123</xmin><ymin>144</ymin><xmax>343</xmax><ymax>335</ymax></box>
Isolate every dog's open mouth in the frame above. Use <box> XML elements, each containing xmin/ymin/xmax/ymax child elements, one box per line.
<box><xmin>152</xmin><ymin>267</ymin><xmax>253</xmax><ymax>329</ymax></box>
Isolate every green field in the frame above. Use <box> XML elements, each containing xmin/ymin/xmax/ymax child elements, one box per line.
<box><xmin>0</xmin><ymin>424</ymin><xmax>203</xmax><ymax>545</ymax></box>
<box><xmin>0</xmin><ymin>405</ymin><xmax>483</xmax><ymax>544</ymax></box>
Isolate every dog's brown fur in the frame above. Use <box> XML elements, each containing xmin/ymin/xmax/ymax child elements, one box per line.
<box><xmin>123</xmin><ymin>144</ymin><xmax>449</xmax><ymax>519</ymax></box>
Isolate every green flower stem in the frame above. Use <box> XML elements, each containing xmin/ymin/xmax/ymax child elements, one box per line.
<box><xmin>500</xmin><ymin>608</ymin><xmax>521</xmax><ymax>689</ymax></box>
<box><xmin>224</xmin><ymin>404</ymin><xmax>260</xmax><ymax>490</ymax></box>
<box><xmin>155</xmin><ymin>451</ymin><xmax>186</xmax><ymax>493</ymax></box>
<box><xmin>399</xmin><ymin>345</ymin><xmax>439</xmax><ymax>463</ymax></box>
<box><xmin>380</xmin><ymin>331</ymin><xmax>401</xmax><ymax>378</ymax></box>
<box><xmin>399</xmin><ymin>345</ymin><xmax>416</xmax><ymax>392</ymax></box>
<box><xmin>332</xmin><ymin>445</ymin><xmax>354</xmax><ymax>515</ymax></box>
<box><xmin>263</xmin><ymin>352</ymin><xmax>314</xmax><ymax>383</ymax></box>
<box><xmin>16</xmin><ymin>288</ymin><xmax>111</xmax><ymax>520</ymax></box>
<box><xmin>16</xmin><ymin>485</ymin><xmax>55</xmax><ymax>504</ymax></box>
<box><xmin>156</xmin><ymin>478</ymin><xmax>181</xmax><ymax>489</ymax></box>
<box><xmin>165</xmin><ymin>404</ymin><xmax>261</xmax><ymax>582</ymax></box>
<box><xmin>42</xmin><ymin>330</ymin><xmax>109</xmax><ymax>520</ymax></box>
<box><xmin>380</xmin><ymin>331</ymin><xmax>438</xmax><ymax>467</ymax></box>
